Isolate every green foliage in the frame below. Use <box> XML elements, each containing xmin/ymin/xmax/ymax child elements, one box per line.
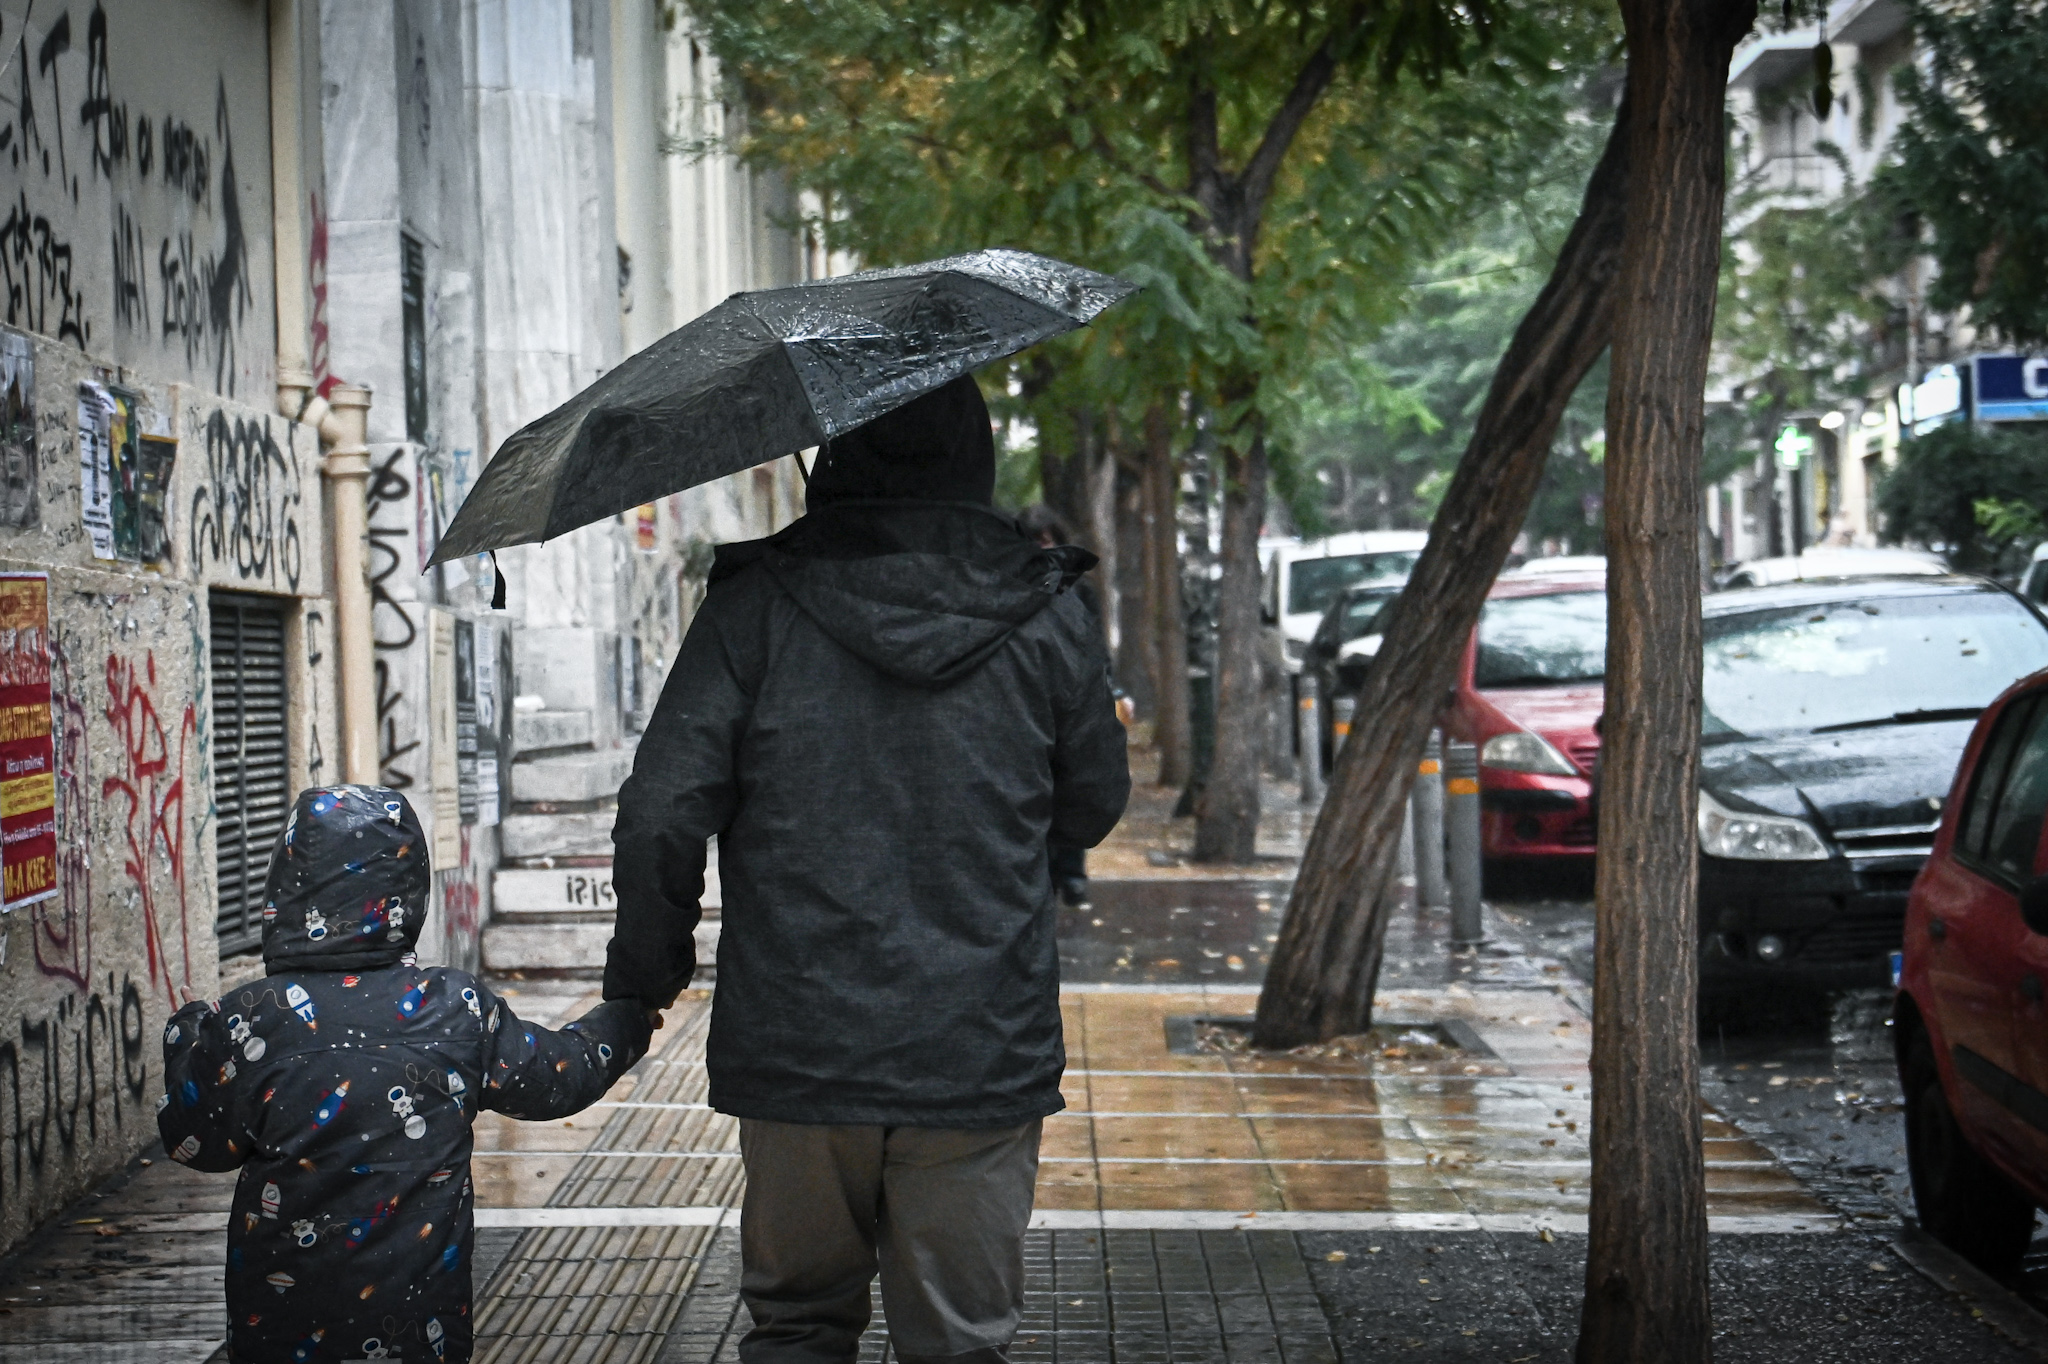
<box><xmin>683</xmin><ymin>0</ymin><xmax>1617</xmax><ymax>477</ymax></box>
<box><xmin>1879</xmin><ymin>0</ymin><xmax>2048</xmax><ymax>348</ymax></box>
<box><xmin>1875</xmin><ymin>421</ymin><xmax>2048</xmax><ymax>572</ymax></box>
<box><xmin>1279</xmin><ymin>109</ymin><xmax>1612</xmax><ymax>548</ymax></box>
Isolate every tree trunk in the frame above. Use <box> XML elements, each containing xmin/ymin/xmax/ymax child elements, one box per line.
<box><xmin>1577</xmin><ymin>2</ymin><xmax>1753</xmax><ymax>1360</ymax></box>
<box><xmin>1252</xmin><ymin>93</ymin><xmax>1636</xmax><ymax>1047</ymax></box>
<box><xmin>1194</xmin><ymin>425</ymin><xmax>1267</xmax><ymax>862</ymax></box>
<box><xmin>1086</xmin><ymin>422</ymin><xmax>1121</xmax><ymax>658</ymax></box>
<box><xmin>1143</xmin><ymin>404</ymin><xmax>1193</xmax><ymax>787</ymax></box>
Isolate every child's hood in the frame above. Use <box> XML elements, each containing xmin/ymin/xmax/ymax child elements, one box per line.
<box><xmin>260</xmin><ymin>785</ymin><xmax>431</xmax><ymax>972</ymax></box>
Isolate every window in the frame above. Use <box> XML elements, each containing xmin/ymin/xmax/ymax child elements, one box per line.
<box><xmin>1475</xmin><ymin>591</ymin><xmax>1607</xmax><ymax>688</ymax></box>
<box><xmin>1958</xmin><ymin>693</ymin><xmax>2048</xmax><ymax>885</ymax></box>
<box><xmin>212</xmin><ymin>592</ymin><xmax>291</xmax><ymax>954</ymax></box>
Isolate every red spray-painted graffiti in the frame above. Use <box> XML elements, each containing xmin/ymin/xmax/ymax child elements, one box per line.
<box><xmin>99</xmin><ymin>651</ymin><xmax>198</xmax><ymax>1004</ymax></box>
<box><xmin>437</xmin><ymin>823</ymin><xmax>481</xmax><ymax>970</ymax></box>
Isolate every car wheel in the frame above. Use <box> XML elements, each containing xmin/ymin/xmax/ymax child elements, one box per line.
<box><xmin>1903</xmin><ymin>1029</ymin><xmax>2037</xmax><ymax>1275</ymax></box>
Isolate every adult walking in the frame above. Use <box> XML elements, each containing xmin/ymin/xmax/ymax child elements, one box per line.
<box><xmin>603</xmin><ymin>375</ymin><xmax>1131</xmax><ymax>1363</ymax></box>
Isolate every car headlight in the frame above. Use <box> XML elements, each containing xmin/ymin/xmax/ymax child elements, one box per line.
<box><xmin>1696</xmin><ymin>788</ymin><xmax>1829</xmax><ymax>861</ymax></box>
<box><xmin>1480</xmin><ymin>730</ymin><xmax>1577</xmax><ymax>776</ymax></box>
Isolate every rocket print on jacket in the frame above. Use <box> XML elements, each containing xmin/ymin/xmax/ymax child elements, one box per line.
<box><xmin>158</xmin><ymin>785</ymin><xmax>651</xmax><ymax>1364</ymax></box>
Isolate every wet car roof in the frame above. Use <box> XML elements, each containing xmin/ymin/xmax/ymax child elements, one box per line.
<box><xmin>1488</xmin><ymin>573</ymin><xmax>1605</xmax><ymax>600</ymax></box>
<box><xmin>1702</xmin><ymin>573</ymin><xmax>2003</xmax><ymax>619</ymax></box>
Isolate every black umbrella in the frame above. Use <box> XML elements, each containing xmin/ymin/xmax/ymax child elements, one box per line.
<box><xmin>428</xmin><ymin>248</ymin><xmax>1137</xmax><ymax>566</ymax></box>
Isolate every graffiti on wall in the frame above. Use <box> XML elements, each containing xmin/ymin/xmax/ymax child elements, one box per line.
<box><xmin>186</xmin><ymin>407</ymin><xmax>305</xmax><ymax>592</ymax></box>
<box><xmin>1</xmin><ymin>4</ymin><xmax>264</xmax><ymax>394</ymax></box>
<box><xmin>366</xmin><ymin>448</ymin><xmax>421</xmax><ymax>789</ymax></box>
<box><xmin>100</xmin><ymin>647</ymin><xmax>199</xmax><ymax>1005</ymax></box>
<box><xmin>0</xmin><ymin>971</ymin><xmax>146</xmax><ymax>1210</ymax></box>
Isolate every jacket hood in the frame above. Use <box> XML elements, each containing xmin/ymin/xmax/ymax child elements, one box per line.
<box><xmin>714</xmin><ymin>501</ymin><xmax>1095</xmax><ymax>688</ymax></box>
<box><xmin>260</xmin><ymin>785</ymin><xmax>432</xmax><ymax>972</ymax></box>
<box><xmin>807</xmin><ymin>374</ymin><xmax>996</xmax><ymax>506</ymax></box>
<box><xmin>1699</xmin><ymin>720</ymin><xmax>1971</xmax><ymax>834</ymax></box>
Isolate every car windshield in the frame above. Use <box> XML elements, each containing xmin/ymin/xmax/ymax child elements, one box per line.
<box><xmin>1336</xmin><ymin>588</ymin><xmax>1402</xmax><ymax>643</ymax></box>
<box><xmin>1475</xmin><ymin>591</ymin><xmax>1607</xmax><ymax>687</ymax></box>
<box><xmin>1701</xmin><ymin>592</ymin><xmax>2048</xmax><ymax>739</ymax></box>
<box><xmin>1288</xmin><ymin>551</ymin><xmax>1420</xmax><ymax>616</ymax></box>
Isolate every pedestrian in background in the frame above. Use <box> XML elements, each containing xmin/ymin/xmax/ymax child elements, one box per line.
<box><xmin>605</xmin><ymin>375</ymin><xmax>1130</xmax><ymax>1364</ymax></box>
<box><xmin>1019</xmin><ymin>502</ymin><xmax>1126</xmax><ymax>908</ymax></box>
<box><xmin>158</xmin><ymin>785</ymin><xmax>650</xmax><ymax>1364</ymax></box>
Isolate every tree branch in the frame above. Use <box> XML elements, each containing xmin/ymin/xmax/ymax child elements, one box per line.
<box><xmin>1237</xmin><ymin>17</ymin><xmax>1356</xmax><ymax>234</ymax></box>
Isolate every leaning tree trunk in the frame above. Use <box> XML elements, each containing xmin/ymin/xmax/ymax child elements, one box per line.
<box><xmin>1194</xmin><ymin>425</ymin><xmax>1268</xmax><ymax>862</ymax></box>
<box><xmin>1144</xmin><ymin>403</ymin><xmax>1194</xmax><ymax>788</ymax></box>
<box><xmin>1577</xmin><ymin>2</ymin><xmax>1754</xmax><ymax>1360</ymax></box>
<box><xmin>1252</xmin><ymin>94</ymin><xmax>1636</xmax><ymax>1047</ymax></box>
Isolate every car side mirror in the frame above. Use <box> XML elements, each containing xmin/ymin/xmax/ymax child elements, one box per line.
<box><xmin>2022</xmin><ymin>877</ymin><xmax>2048</xmax><ymax>936</ymax></box>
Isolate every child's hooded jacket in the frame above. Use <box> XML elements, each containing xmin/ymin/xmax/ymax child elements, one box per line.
<box><xmin>159</xmin><ymin>785</ymin><xmax>650</xmax><ymax>1364</ymax></box>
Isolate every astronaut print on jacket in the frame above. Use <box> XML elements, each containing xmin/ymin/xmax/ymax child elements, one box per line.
<box><xmin>159</xmin><ymin>785</ymin><xmax>651</xmax><ymax>1364</ymax></box>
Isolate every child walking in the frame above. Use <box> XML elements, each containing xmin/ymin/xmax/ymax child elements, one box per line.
<box><xmin>158</xmin><ymin>785</ymin><xmax>652</xmax><ymax>1363</ymax></box>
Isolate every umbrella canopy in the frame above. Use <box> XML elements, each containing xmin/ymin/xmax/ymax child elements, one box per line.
<box><xmin>428</xmin><ymin>248</ymin><xmax>1137</xmax><ymax>565</ymax></box>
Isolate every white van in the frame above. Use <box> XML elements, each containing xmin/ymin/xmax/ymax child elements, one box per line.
<box><xmin>1264</xmin><ymin>531</ymin><xmax>1429</xmax><ymax>669</ymax></box>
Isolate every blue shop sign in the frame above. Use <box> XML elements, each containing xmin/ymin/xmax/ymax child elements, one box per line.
<box><xmin>1974</xmin><ymin>354</ymin><xmax>2048</xmax><ymax>423</ymax></box>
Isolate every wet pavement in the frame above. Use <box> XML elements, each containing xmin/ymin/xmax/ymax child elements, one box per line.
<box><xmin>7</xmin><ymin>772</ymin><xmax>2048</xmax><ymax>1361</ymax></box>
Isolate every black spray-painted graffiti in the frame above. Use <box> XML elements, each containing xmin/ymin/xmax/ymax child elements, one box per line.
<box><xmin>188</xmin><ymin>409</ymin><xmax>304</xmax><ymax>591</ymax></box>
<box><xmin>0</xmin><ymin>190</ymin><xmax>89</xmax><ymax>347</ymax></box>
<box><xmin>366</xmin><ymin>449</ymin><xmax>420</xmax><ymax>788</ymax></box>
<box><xmin>0</xmin><ymin>974</ymin><xmax>147</xmax><ymax>1211</ymax></box>
<box><xmin>157</xmin><ymin>82</ymin><xmax>249</xmax><ymax>391</ymax></box>
<box><xmin>3</xmin><ymin>7</ymin><xmax>251</xmax><ymax>392</ymax></box>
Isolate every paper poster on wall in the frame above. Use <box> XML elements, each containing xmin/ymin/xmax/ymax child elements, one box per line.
<box><xmin>0</xmin><ymin>329</ymin><xmax>38</xmax><ymax>529</ymax></box>
<box><xmin>75</xmin><ymin>383</ymin><xmax>173</xmax><ymax>568</ymax></box>
<box><xmin>0</xmin><ymin>574</ymin><xmax>57</xmax><ymax>911</ymax></box>
<box><xmin>472</xmin><ymin>621</ymin><xmax>500</xmax><ymax>827</ymax></box>
<box><xmin>454</xmin><ymin>618</ymin><xmax>479</xmax><ymax>825</ymax></box>
<box><xmin>78</xmin><ymin>384</ymin><xmax>115</xmax><ymax>558</ymax></box>
<box><xmin>428</xmin><ymin>609</ymin><xmax>460</xmax><ymax>868</ymax></box>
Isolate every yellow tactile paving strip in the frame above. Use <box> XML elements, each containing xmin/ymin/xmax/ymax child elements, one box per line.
<box><xmin>1038</xmin><ymin>987</ymin><xmax>1829</xmax><ymax>1223</ymax></box>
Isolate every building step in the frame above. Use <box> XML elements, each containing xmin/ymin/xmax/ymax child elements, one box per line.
<box><xmin>492</xmin><ymin>860</ymin><xmax>722</xmax><ymax>914</ymax></box>
<box><xmin>499</xmin><ymin>811</ymin><xmax>616</xmax><ymax>861</ymax></box>
<box><xmin>481</xmin><ymin>912</ymin><xmax>720</xmax><ymax>978</ymax></box>
<box><xmin>510</xmin><ymin>745</ymin><xmax>636</xmax><ymax>804</ymax></box>
<box><xmin>515</xmin><ymin>708</ymin><xmax>595</xmax><ymax>753</ymax></box>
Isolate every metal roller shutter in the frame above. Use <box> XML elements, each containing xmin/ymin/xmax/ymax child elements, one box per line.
<box><xmin>211</xmin><ymin>592</ymin><xmax>291</xmax><ymax>955</ymax></box>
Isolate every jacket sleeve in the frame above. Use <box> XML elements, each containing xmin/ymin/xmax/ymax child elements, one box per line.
<box><xmin>477</xmin><ymin>991</ymin><xmax>652</xmax><ymax>1121</ymax></box>
<box><xmin>156</xmin><ymin>1000</ymin><xmax>253</xmax><ymax>1172</ymax></box>
<box><xmin>1050</xmin><ymin>598</ymin><xmax>1131</xmax><ymax>848</ymax></box>
<box><xmin>604</xmin><ymin>588</ymin><xmax>758</xmax><ymax>1008</ymax></box>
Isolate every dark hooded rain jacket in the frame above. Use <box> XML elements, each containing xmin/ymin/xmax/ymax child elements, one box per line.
<box><xmin>603</xmin><ymin>498</ymin><xmax>1131</xmax><ymax>1127</ymax></box>
<box><xmin>159</xmin><ymin>785</ymin><xmax>650</xmax><ymax>1364</ymax></box>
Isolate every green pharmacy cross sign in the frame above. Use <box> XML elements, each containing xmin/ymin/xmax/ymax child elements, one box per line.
<box><xmin>1774</xmin><ymin>424</ymin><xmax>1814</xmax><ymax>471</ymax></box>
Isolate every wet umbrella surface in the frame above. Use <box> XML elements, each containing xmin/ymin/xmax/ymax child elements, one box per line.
<box><xmin>430</xmin><ymin>248</ymin><xmax>1136</xmax><ymax>564</ymax></box>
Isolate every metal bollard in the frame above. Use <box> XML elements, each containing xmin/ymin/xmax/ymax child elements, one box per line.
<box><xmin>1446</xmin><ymin>740</ymin><xmax>1484</xmax><ymax>946</ymax></box>
<box><xmin>1298</xmin><ymin>681</ymin><xmax>1323</xmax><ymax>806</ymax></box>
<box><xmin>1413</xmin><ymin>730</ymin><xmax>1448</xmax><ymax>909</ymax></box>
<box><xmin>1331</xmin><ymin>694</ymin><xmax>1356</xmax><ymax>754</ymax></box>
<box><xmin>1396</xmin><ymin>783</ymin><xmax>1418</xmax><ymax>886</ymax></box>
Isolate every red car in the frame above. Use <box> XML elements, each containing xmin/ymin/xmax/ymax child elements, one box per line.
<box><xmin>1442</xmin><ymin>572</ymin><xmax>1607</xmax><ymax>861</ymax></box>
<box><xmin>1897</xmin><ymin>665</ymin><xmax>2048</xmax><ymax>1273</ymax></box>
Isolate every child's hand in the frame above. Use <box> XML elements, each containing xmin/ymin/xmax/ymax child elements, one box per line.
<box><xmin>176</xmin><ymin>985</ymin><xmax>205</xmax><ymax>1008</ymax></box>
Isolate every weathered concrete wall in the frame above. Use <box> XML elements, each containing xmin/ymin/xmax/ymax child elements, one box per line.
<box><xmin>1</xmin><ymin>0</ymin><xmax>278</xmax><ymax>401</ymax></box>
<box><xmin>0</xmin><ymin>328</ymin><xmax>335</xmax><ymax>1255</ymax></box>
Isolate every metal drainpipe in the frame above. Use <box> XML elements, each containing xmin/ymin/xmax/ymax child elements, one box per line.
<box><xmin>270</xmin><ymin>1</ymin><xmax>377</xmax><ymax>783</ymax></box>
<box><xmin>322</xmin><ymin>388</ymin><xmax>377</xmax><ymax>783</ymax></box>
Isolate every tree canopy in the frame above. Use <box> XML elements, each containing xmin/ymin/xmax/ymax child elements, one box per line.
<box><xmin>1880</xmin><ymin>0</ymin><xmax>2048</xmax><ymax>349</ymax></box>
<box><xmin>683</xmin><ymin>0</ymin><xmax>1619</xmax><ymax>467</ymax></box>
